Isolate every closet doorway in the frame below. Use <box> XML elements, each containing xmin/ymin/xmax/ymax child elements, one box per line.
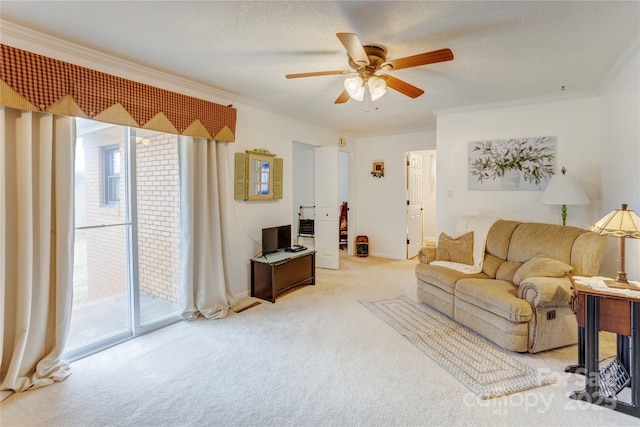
<box><xmin>406</xmin><ymin>150</ymin><xmax>436</xmax><ymax>259</ymax></box>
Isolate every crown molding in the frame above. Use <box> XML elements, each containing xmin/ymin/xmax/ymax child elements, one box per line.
<box><xmin>433</xmin><ymin>90</ymin><xmax>599</xmax><ymax>117</ymax></box>
<box><xmin>0</xmin><ymin>19</ymin><xmax>241</xmax><ymax>106</ymax></box>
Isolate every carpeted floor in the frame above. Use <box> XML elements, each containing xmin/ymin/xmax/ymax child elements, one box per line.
<box><xmin>1</xmin><ymin>252</ymin><xmax>636</xmax><ymax>426</ymax></box>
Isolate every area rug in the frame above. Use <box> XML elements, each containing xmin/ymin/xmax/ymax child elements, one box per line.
<box><xmin>360</xmin><ymin>295</ymin><xmax>555</xmax><ymax>399</ymax></box>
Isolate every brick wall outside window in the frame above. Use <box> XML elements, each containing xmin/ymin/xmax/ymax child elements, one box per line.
<box><xmin>82</xmin><ymin>134</ymin><xmax>127</xmax><ymax>302</ymax></box>
<box><xmin>136</xmin><ymin>134</ymin><xmax>180</xmax><ymax>305</ymax></box>
<box><xmin>79</xmin><ymin>131</ymin><xmax>180</xmax><ymax>305</ymax></box>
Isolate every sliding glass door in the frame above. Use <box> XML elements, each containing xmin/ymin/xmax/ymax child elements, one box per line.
<box><xmin>65</xmin><ymin>119</ymin><xmax>180</xmax><ymax>360</ymax></box>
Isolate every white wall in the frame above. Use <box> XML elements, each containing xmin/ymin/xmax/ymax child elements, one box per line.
<box><xmin>598</xmin><ymin>35</ymin><xmax>640</xmax><ymax>280</ymax></box>
<box><xmin>435</xmin><ymin>96</ymin><xmax>603</xmax><ymax>235</ymax></box>
<box><xmin>355</xmin><ymin>129</ymin><xmax>436</xmax><ymax>259</ymax></box>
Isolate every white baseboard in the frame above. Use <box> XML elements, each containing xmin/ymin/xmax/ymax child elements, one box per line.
<box><xmin>423</xmin><ymin>236</ymin><xmax>437</xmax><ymax>245</ymax></box>
<box><xmin>234</xmin><ymin>290</ymin><xmax>250</xmax><ymax>301</ymax></box>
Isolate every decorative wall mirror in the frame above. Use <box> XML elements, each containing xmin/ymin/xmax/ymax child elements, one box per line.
<box><xmin>235</xmin><ymin>150</ymin><xmax>283</xmax><ymax>201</ymax></box>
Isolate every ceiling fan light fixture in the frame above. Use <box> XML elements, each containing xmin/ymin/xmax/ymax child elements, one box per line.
<box><xmin>368</xmin><ymin>76</ymin><xmax>387</xmax><ymax>101</ymax></box>
<box><xmin>344</xmin><ymin>76</ymin><xmax>365</xmax><ymax>101</ymax></box>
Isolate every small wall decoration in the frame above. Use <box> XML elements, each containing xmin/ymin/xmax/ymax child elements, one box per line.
<box><xmin>468</xmin><ymin>136</ymin><xmax>556</xmax><ymax>190</ymax></box>
<box><xmin>371</xmin><ymin>161</ymin><xmax>384</xmax><ymax>178</ymax></box>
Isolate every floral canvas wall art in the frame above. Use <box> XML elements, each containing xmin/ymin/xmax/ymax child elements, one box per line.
<box><xmin>468</xmin><ymin>136</ymin><xmax>556</xmax><ymax>190</ymax></box>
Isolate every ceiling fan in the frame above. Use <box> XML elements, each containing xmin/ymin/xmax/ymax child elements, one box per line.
<box><xmin>285</xmin><ymin>33</ymin><xmax>454</xmax><ymax>104</ymax></box>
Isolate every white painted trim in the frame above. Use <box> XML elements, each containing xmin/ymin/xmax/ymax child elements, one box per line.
<box><xmin>234</xmin><ymin>291</ymin><xmax>250</xmax><ymax>301</ymax></box>
<box><xmin>369</xmin><ymin>251</ymin><xmax>404</xmax><ymax>260</ymax></box>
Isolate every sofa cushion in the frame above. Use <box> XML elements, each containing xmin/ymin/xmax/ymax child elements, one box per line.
<box><xmin>485</xmin><ymin>220</ymin><xmax>520</xmax><ymax>260</ymax></box>
<box><xmin>481</xmin><ymin>254</ymin><xmax>504</xmax><ymax>279</ymax></box>
<box><xmin>415</xmin><ymin>263</ymin><xmax>487</xmax><ymax>294</ymax></box>
<box><xmin>495</xmin><ymin>261</ymin><xmax>523</xmax><ymax>282</ymax></box>
<box><xmin>455</xmin><ymin>279</ymin><xmax>532</xmax><ymax>323</ymax></box>
<box><xmin>507</xmin><ymin>223</ymin><xmax>583</xmax><ymax>263</ymax></box>
<box><xmin>513</xmin><ymin>254</ymin><xmax>573</xmax><ymax>286</ymax></box>
<box><xmin>455</xmin><ymin>300</ymin><xmax>529</xmax><ymax>352</ymax></box>
<box><xmin>435</xmin><ymin>231</ymin><xmax>474</xmax><ymax>265</ymax></box>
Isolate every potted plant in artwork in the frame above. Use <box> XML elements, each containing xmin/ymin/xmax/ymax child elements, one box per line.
<box><xmin>468</xmin><ymin>137</ymin><xmax>555</xmax><ymax>189</ymax></box>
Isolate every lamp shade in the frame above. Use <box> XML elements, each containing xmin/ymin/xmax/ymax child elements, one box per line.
<box><xmin>589</xmin><ymin>203</ymin><xmax>640</xmax><ymax>285</ymax></box>
<box><xmin>590</xmin><ymin>204</ymin><xmax>640</xmax><ymax>238</ymax></box>
<box><xmin>344</xmin><ymin>77</ymin><xmax>365</xmax><ymax>101</ymax></box>
<box><xmin>367</xmin><ymin>76</ymin><xmax>387</xmax><ymax>101</ymax></box>
<box><xmin>539</xmin><ymin>168</ymin><xmax>590</xmax><ymax>206</ymax></box>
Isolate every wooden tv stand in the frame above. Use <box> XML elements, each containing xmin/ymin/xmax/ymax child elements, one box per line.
<box><xmin>250</xmin><ymin>250</ymin><xmax>315</xmax><ymax>303</ymax></box>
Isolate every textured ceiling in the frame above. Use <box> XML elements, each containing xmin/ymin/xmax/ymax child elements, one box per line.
<box><xmin>1</xmin><ymin>1</ymin><xmax>639</xmax><ymax>136</ymax></box>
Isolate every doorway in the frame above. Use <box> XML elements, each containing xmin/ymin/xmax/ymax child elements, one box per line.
<box><xmin>406</xmin><ymin>150</ymin><xmax>436</xmax><ymax>259</ymax></box>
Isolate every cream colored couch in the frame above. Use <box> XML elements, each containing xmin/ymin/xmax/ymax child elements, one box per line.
<box><xmin>415</xmin><ymin>219</ymin><xmax>606</xmax><ymax>353</ymax></box>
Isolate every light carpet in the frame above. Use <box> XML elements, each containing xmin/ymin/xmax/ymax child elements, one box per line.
<box><xmin>1</xmin><ymin>253</ymin><xmax>637</xmax><ymax>426</ymax></box>
<box><xmin>360</xmin><ymin>295</ymin><xmax>554</xmax><ymax>399</ymax></box>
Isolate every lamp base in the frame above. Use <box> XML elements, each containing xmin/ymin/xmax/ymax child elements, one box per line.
<box><xmin>603</xmin><ymin>278</ymin><xmax>638</xmax><ymax>290</ymax></box>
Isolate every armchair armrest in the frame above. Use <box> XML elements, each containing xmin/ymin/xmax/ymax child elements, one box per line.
<box><xmin>517</xmin><ymin>276</ymin><xmax>574</xmax><ymax>307</ymax></box>
<box><xmin>418</xmin><ymin>246</ymin><xmax>436</xmax><ymax>264</ymax></box>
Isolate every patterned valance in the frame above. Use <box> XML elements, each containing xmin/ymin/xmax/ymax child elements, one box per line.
<box><xmin>0</xmin><ymin>44</ymin><xmax>236</xmax><ymax>142</ymax></box>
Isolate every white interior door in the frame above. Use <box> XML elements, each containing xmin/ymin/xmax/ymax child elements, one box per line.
<box><xmin>315</xmin><ymin>146</ymin><xmax>339</xmax><ymax>269</ymax></box>
<box><xmin>407</xmin><ymin>152</ymin><xmax>423</xmax><ymax>259</ymax></box>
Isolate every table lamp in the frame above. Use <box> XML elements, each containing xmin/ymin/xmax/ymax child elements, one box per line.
<box><xmin>540</xmin><ymin>167</ymin><xmax>590</xmax><ymax>225</ymax></box>
<box><xmin>589</xmin><ymin>203</ymin><xmax>640</xmax><ymax>288</ymax></box>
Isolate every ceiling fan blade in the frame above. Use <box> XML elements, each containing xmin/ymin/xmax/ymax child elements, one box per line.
<box><xmin>382</xmin><ymin>74</ymin><xmax>425</xmax><ymax>98</ymax></box>
<box><xmin>286</xmin><ymin>70</ymin><xmax>353</xmax><ymax>79</ymax></box>
<box><xmin>334</xmin><ymin>90</ymin><xmax>350</xmax><ymax>104</ymax></box>
<box><xmin>385</xmin><ymin>48</ymin><xmax>453</xmax><ymax>71</ymax></box>
<box><xmin>336</xmin><ymin>33</ymin><xmax>370</xmax><ymax>66</ymax></box>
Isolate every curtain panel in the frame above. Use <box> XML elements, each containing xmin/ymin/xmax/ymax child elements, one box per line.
<box><xmin>0</xmin><ymin>44</ymin><xmax>237</xmax><ymax>142</ymax></box>
<box><xmin>1</xmin><ymin>107</ymin><xmax>75</xmax><ymax>400</ymax></box>
<box><xmin>178</xmin><ymin>136</ymin><xmax>235</xmax><ymax>319</ymax></box>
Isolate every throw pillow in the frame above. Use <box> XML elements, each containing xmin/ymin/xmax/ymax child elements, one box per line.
<box><xmin>513</xmin><ymin>254</ymin><xmax>573</xmax><ymax>286</ymax></box>
<box><xmin>436</xmin><ymin>231</ymin><xmax>474</xmax><ymax>265</ymax></box>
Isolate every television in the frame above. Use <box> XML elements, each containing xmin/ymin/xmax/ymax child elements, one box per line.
<box><xmin>261</xmin><ymin>224</ymin><xmax>291</xmax><ymax>255</ymax></box>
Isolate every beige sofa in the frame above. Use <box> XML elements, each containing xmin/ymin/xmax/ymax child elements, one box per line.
<box><xmin>415</xmin><ymin>219</ymin><xmax>606</xmax><ymax>353</ymax></box>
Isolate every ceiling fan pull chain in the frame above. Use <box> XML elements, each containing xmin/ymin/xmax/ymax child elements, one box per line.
<box><xmin>365</xmin><ymin>87</ymin><xmax>370</xmax><ymax>113</ymax></box>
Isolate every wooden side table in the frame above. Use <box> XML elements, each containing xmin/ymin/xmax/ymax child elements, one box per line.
<box><xmin>567</xmin><ymin>276</ymin><xmax>640</xmax><ymax>418</ymax></box>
